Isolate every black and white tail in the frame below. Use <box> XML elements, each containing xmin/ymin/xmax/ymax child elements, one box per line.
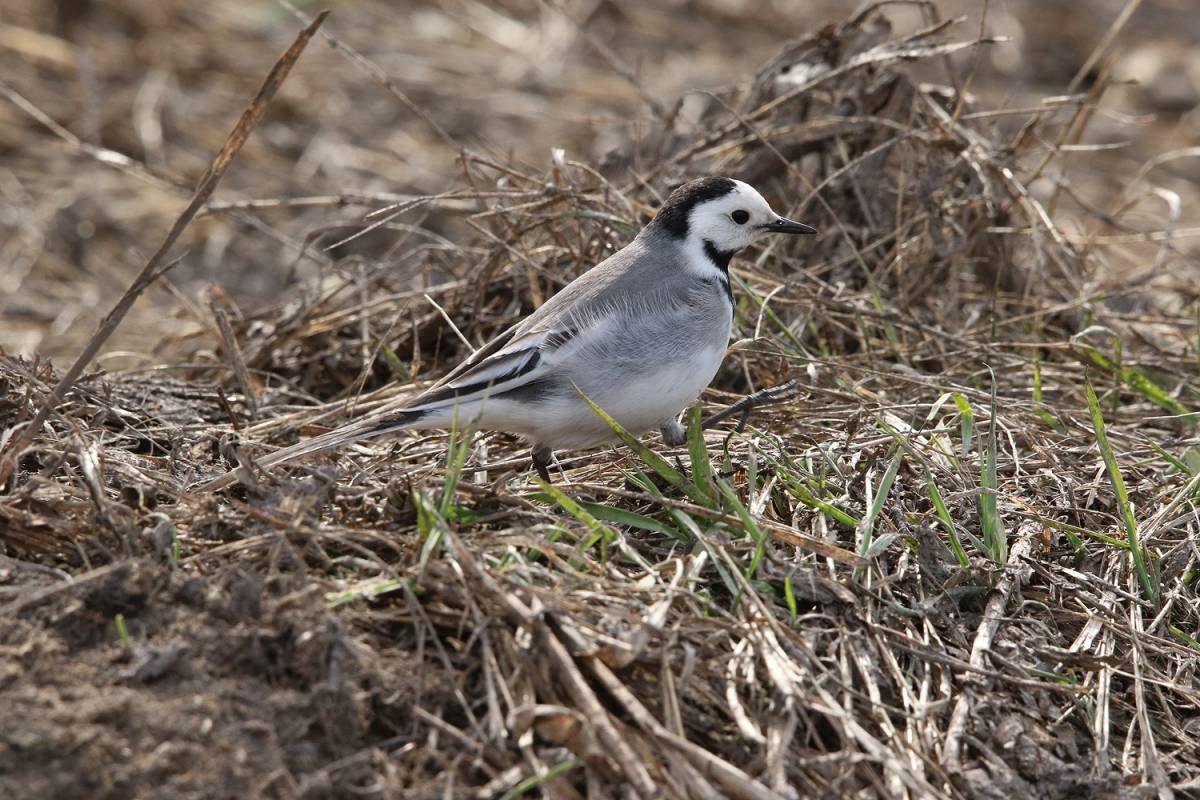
<box><xmin>192</xmin><ymin>409</ymin><xmax>427</xmax><ymax>493</ymax></box>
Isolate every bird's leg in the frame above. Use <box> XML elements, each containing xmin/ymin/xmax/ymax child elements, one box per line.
<box><xmin>660</xmin><ymin>419</ymin><xmax>690</xmax><ymax>476</ymax></box>
<box><xmin>660</xmin><ymin>419</ymin><xmax>687</xmax><ymax>447</ymax></box>
<box><xmin>531</xmin><ymin>444</ymin><xmax>553</xmax><ymax>483</ymax></box>
<box><xmin>701</xmin><ymin>379</ymin><xmax>798</xmax><ymax>433</ymax></box>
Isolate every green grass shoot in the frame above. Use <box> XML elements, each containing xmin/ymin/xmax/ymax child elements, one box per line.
<box><xmin>114</xmin><ymin>613</ymin><xmax>131</xmax><ymax>649</ymax></box>
<box><xmin>978</xmin><ymin>376</ymin><xmax>1006</xmax><ymax>563</ymax></box>
<box><xmin>1085</xmin><ymin>380</ymin><xmax>1157</xmax><ymax>602</ymax></box>
<box><xmin>858</xmin><ymin>447</ymin><xmax>903</xmax><ymax>559</ymax></box>
<box><xmin>535</xmin><ymin>478</ymin><xmax>624</xmax><ymax>566</ymax></box>
<box><xmin>925</xmin><ymin>472</ymin><xmax>970</xmax><ymax>567</ymax></box>
<box><xmin>952</xmin><ymin>392</ymin><xmax>974</xmax><ymax>457</ymax></box>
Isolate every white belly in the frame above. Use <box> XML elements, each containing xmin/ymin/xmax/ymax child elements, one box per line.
<box><xmin>497</xmin><ymin>336</ymin><xmax>728</xmax><ymax>450</ymax></box>
<box><xmin>588</xmin><ymin>341</ymin><xmax>726</xmax><ymax>434</ymax></box>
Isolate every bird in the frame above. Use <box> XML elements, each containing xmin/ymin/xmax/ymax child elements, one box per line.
<box><xmin>195</xmin><ymin>176</ymin><xmax>816</xmax><ymax>492</ymax></box>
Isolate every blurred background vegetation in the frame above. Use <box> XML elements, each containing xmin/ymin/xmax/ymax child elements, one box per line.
<box><xmin>2</xmin><ymin>0</ymin><xmax>1198</xmax><ymax>361</ymax></box>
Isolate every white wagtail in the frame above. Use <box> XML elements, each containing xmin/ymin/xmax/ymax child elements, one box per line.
<box><xmin>196</xmin><ymin>177</ymin><xmax>815</xmax><ymax>491</ymax></box>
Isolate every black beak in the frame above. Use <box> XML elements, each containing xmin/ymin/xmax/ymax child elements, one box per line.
<box><xmin>762</xmin><ymin>216</ymin><xmax>818</xmax><ymax>235</ymax></box>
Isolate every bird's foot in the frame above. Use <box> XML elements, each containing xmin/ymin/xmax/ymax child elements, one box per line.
<box><xmin>660</xmin><ymin>419</ymin><xmax>687</xmax><ymax>447</ymax></box>
<box><xmin>701</xmin><ymin>379</ymin><xmax>799</xmax><ymax>433</ymax></box>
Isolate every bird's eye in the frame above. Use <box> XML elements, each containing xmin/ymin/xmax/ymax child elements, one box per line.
<box><xmin>731</xmin><ymin>210</ymin><xmax>749</xmax><ymax>224</ymax></box>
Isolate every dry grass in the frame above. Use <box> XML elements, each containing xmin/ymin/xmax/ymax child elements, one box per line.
<box><xmin>3</xmin><ymin>2</ymin><xmax>1200</xmax><ymax>798</ymax></box>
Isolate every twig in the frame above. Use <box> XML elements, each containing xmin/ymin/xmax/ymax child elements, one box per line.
<box><xmin>211</xmin><ymin>304</ymin><xmax>259</xmax><ymax>421</ymax></box>
<box><xmin>0</xmin><ymin>12</ymin><xmax>328</xmax><ymax>488</ymax></box>
<box><xmin>941</xmin><ymin>520</ymin><xmax>1040</xmax><ymax>771</ymax></box>
<box><xmin>1067</xmin><ymin>0</ymin><xmax>1145</xmax><ymax>93</ymax></box>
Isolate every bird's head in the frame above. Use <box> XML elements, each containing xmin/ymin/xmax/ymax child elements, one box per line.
<box><xmin>648</xmin><ymin>176</ymin><xmax>816</xmax><ymax>256</ymax></box>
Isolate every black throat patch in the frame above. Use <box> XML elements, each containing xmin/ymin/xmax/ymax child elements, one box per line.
<box><xmin>651</xmin><ymin>176</ymin><xmax>738</xmax><ymax>239</ymax></box>
<box><xmin>703</xmin><ymin>240</ymin><xmax>735</xmax><ymax>272</ymax></box>
<box><xmin>703</xmin><ymin>240</ymin><xmax>735</xmax><ymax>304</ymax></box>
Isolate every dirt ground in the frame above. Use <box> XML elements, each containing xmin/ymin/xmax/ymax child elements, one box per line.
<box><xmin>2</xmin><ymin>1</ymin><xmax>1200</xmax><ymax>799</ymax></box>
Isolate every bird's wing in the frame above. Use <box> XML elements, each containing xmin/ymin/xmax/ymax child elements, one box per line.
<box><xmin>407</xmin><ymin>321</ymin><xmax>575</xmax><ymax>409</ymax></box>
<box><xmin>408</xmin><ymin>241</ymin><xmax>652</xmax><ymax>407</ymax></box>
<box><xmin>411</xmin><ymin>278</ymin><xmax>707</xmax><ymax>411</ymax></box>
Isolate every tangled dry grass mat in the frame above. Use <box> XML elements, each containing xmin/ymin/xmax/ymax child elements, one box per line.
<box><xmin>2</xmin><ymin>5</ymin><xmax>1199</xmax><ymax>799</ymax></box>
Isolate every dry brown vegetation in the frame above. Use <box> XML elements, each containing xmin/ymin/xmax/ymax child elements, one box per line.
<box><xmin>2</xmin><ymin>1</ymin><xmax>1200</xmax><ymax>798</ymax></box>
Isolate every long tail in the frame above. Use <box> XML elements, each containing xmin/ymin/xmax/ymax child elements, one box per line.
<box><xmin>191</xmin><ymin>409</ymin><xmax>427</xmax><ymax>494</ymax></box>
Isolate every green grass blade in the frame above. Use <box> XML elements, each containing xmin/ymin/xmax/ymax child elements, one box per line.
<box><xmin>978</xmin><ymin>377</ymin><xmax>1006</xmax><ymax>563</ymax></box>
<box><xmin>756</xmin><ymin>443</ymin><xmax>859</xmax><ymax>527</ymax></box>
<box><xmin>858</xmin><ymin>447</ymin><xmax>903</xmax><ymax>558</ymax></box>
<box><xmin>1147</xmin><ymin>439</ymin><xmax>1194</xmax><ymax>476</ymax></box>
<box><xmin>1169</xmin><ymin>625</ymin><xmax>1200</xmax><ymax>651</ymax></box>
<box><xmin>576</xmin><ymin>385</ymin><xmax>708</xmax><ymax>504</ymax></box>
<box><xmin>500</xmin><ymin>758</ymin><xmax>582</xmax><ymax>800</ymax></box>
<box><xmin>1187</xmin><ymin>447</ymin><xmax>1200</xmax><ymax>475</ymax></box>
<box><xmin>716</xmin><ymin>479</ymin><xmax>768</xmax><ymax>583</ymax></box>
<box><xmin>326</xmin><ymin>578</ymin><xmax>406</xmax><ymax>607</ymax></box>
<box><xmin>778</xmin><ymin>475</ymin><xmax>859</xmax><ymax>528</ymax></box>
<box><xmin>863</xmin><ymin>532</ymin><xmax>902</xmax><ymax>560</ymax></box>
<box><xmin>686</xmin><ymin>403</ymin><xmax>716</xmax><ymax>504</ymax></box>
<box><xmin>784</xmin><ymin>575</ymin><xmax>798</xmax><ymax>621</ymax></box>
<box><xmin>1014</xmin><ymin>512</ymin><xmax>1126</xmax><ymax>549</ymax></box>
<box><xmin>952</xmin><ymin>393</ymin><xmax>974</xmax><ymax>457</ymax></box>
<box><xmin>1085</xmin><ymin>380</ymin><xmax>1157</xmax><ymax>602</ymax></box>
<box><xmin>526</xmin><ymin>487</ymin><xmax>690</xmax><ymax>542</ymax></box>
<box><xmin>620</xmin><ymin>466</ymin><xmax>707</xmax><ymax>542</ymax></box>
<box><xmin>1032</xmin><ymin>358</ymin><xmax>1060</xmax><ymax>430</ymax></box>
<box><xmin>536</xmin><ymin>479</ymin><xmax>615</xmax><ymax>541</ymax></box>
<box><xmin>925</xmin><ymin>471</ymin><xmax>970</xmax><ymax>567</ymax></box>
<box><xmin>535</xmin><ymin>479</ymin><xmax>621</xmax><ymax>565</ymax></box>
<box><xmin>578</xmin><ymin>500</ymin><xmax>684</xmax><ymax>539</ymax></box>
<box><xmin>1082</xmin><ymin>347</ymin><xmax>1196</xmax><ymax>423</ymax></box>
<box><xmin>414</xmin><ymin>490</ymin><xmax>447</xmax><ymax>570</ymax></box>
<box><xmin>630</xmin><ymin>468</ymin><xmax>740</xmax><ymax>598</ymax></box>
<box><xmin>114</xmin><ymin>613</ymin><xmax>132</xmax><ymax>649</ymax></box>
<box><xmin>438</xmin><ymin>411</ymin><xmax>474</xmax><ymax>517</ymax></box>
<box><xmin>376</xmin><ymin>338</ymin><xmax>406</xmax><ymax>378</ymax></box>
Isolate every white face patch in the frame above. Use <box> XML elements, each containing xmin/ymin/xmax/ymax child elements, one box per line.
<box><xmin>684</xmin><ymin>180</ymin><xmax>780</xmax><ymax>253</ymax></box>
